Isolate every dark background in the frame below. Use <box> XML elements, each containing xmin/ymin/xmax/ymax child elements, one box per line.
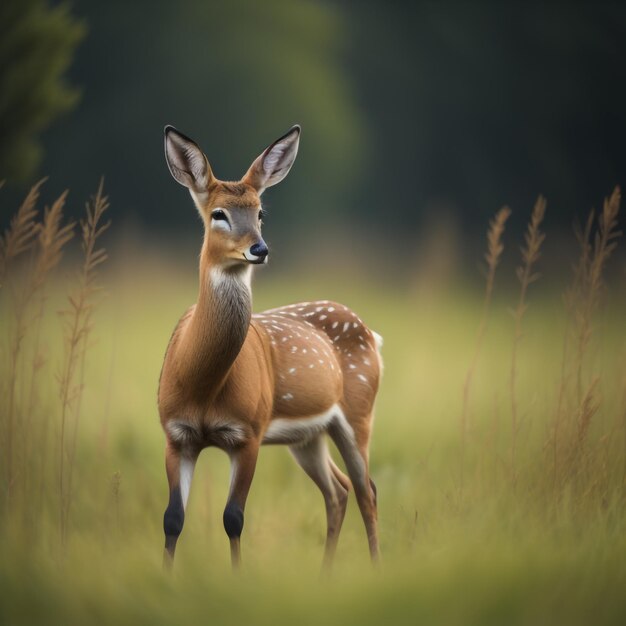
<box><xmin>2</xmin><ymin>0</ymin><xmax>626</xmax><ymax>253</ymax></box>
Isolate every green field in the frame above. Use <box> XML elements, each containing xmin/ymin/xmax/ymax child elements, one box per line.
<box><xmin>1</xmin><ymin>234</ymin><xmax>625</xmax><ymax>625</ymax></box>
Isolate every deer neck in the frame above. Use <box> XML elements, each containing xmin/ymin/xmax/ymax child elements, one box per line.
<box><xmin>179</xmin><ymin>239</ymin><xmax>252</xmax><ymax>399</ymax></box>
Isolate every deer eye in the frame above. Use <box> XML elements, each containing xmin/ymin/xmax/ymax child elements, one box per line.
<box><xmin>258</xmin><ymin>208</ymin><xmax>266</xmax><ymax>222</ymax></box>
<box><xmin>211</xmin><ymin>209</ymin><xmax>228</xmax><ymax>222</ymax></box>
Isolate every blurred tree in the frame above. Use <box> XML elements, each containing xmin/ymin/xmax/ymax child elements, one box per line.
<box><xmin>0</xmin><ymin>0</ymin><xmax>85</xmax><ymax>183</ymax></box>
<box><xmin>343</xmin><ymin>2</ymin><xmax>626</xmax><ymax>236</ymax></box>
<box><xmin>5</xmin><ymin>0</ymin><xmax>624</xmax><ymax>246</ymax></box>
<box><xmin>33</xmin><ymin>0</ymin><xmax>367</xmax><ymax>241</ymax></box>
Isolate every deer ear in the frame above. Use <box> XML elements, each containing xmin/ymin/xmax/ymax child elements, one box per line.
<box><xmin>164</xmin><ymin>126</ymin><xmax>213</xmax><ymax>192</ymax></box>
<box><xmin>242</xmin><ymin>125</ymin><xmax>300</xmax><ymax>194</ymax></box>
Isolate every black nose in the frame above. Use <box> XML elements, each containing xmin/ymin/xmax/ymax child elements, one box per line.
<box><xmin>250</xmin><ymin>241</ymin><xmax>268</xmax><ymax>259</ymax></box>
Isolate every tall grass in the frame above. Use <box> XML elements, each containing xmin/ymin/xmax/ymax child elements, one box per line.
<box><xmin>22</xmin><ymin>193</ymin><xmax>76</xmax><ymax>514</ymax></box>
<box><xmin>460</xmin><ymin>206</ymin><xmax>510</xmax><ymax>488</ymax></box>
<box><xmin>57</xmin><ymin>180</ymin><xmax>110</xmax><ymax>545</ymax></box>
<box><xmin>548</xmin><ymin>187</ymin><xmax>622</xmax><ymax>503</ymax></box>
<box><xmin>0</xmin><ymin>179</ymin><xmax>109</xmax><ymax>544</ymax></box>
<box><xmin>1</xmin><ymin>179</ymin><xmax>44</xmax><ymax>498</ymax></box>
<box><xmin>0</xmin><ymin>178</ymin><xmax>43</xmax><ymax>285</ymax></box>
<box><xmin>0</xmin><ymin>182</ymin><xmax>624</xmax><ymax>625</ymax></box>
<box><xmin>571</xmin><ymin>187</ymin><xmax>622</xmax><ymax>401</ymax></box>
<box><xmin>510</xmin><ymin>196</ymin><xmax>546</xmax><ymax>484</ymax></box>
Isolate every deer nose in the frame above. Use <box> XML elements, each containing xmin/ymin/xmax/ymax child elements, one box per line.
<box><xmin>250</xmin><ymin>241</ymin><xmax>268</xmax><ymax>259</ymax></box>
<box><xmin>247</xmin><ymin>241</ymin><xmax>268</xmax><ymax>264</ymax></box>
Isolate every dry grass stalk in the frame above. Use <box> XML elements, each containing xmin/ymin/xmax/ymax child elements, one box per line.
<box><xmin>2</xmin><ymin>181</ymin><xmax>44</xmax><ymax>497</ymax></box>
<box><xmin>570</xmin><ymin>187</ymin><xmax>622</xmax><ymax>401</ymax></box>
<box><xmin>558</xmin><ymin>377</ymin><xmax>601</xmax><ymax>495</ymax></box>
<box><xmin>0</xmin><ymin>179</ymin><xmax>46</xmax><ymax>287</ymax></box>
<box><xmin>460</xmin><ymin>206</ymin><xmax>511</xmax><ymax>485</ymax></box>
<box><xmin>1</xmin><ymin>184</ymin><xmax>74</xmax><ymax>503</ymax></box>
<box><xmin>34</xmin><ymin>193</ymin><xmax>75</xmax><ymax>290</ymax></box>
<box><xmin>21</xmin><ymin>195</ymin><xmax>76</xmax><ymax>509</ymax></box>
<box><xmin>25</xmin><ymin>191</ymin><xmax>75</xmax><ymax>388</ymax></box>
<box><xmin>551</xmin><ymin>188</ymin><xmax>621</xmax><ymax>501</ymax></box>
<box><xmin>25</xmin><ymin>191</ymin><xmax>75</xmax><ymax>407</ymax></box>
<box><xmin>575</xmin><ymin>378</ymin><xmax>600</xmax><ymax>453</ymax></box>
<box><xmin>57</xmin><ymin>180</ymin><xmax>110</xmax><ymax>545</ymax></box>
<box><xmin>510</xmin><ymin>196</ymin><xmax>546</xmax><ymax>482</ymax></box>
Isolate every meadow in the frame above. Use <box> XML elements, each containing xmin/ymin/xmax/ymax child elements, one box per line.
<box><xmin>0</xmin><ymin>183</ymin><xmax>625</xmax><ymax>625</ymax></box>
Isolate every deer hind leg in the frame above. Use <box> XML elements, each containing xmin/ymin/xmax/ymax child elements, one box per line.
<box><xmin>163</xmin><ymin>441</ymin><xmax>198</xmax><ymax>569</ymax></box>
<box><xmin>289</xmin><ymin>436</ymin><xmax>349</xmax><ymax>569</ymax></box>
<box><xmin>329</xmin><ymin>414</ymin><xmax>379</xmax><ymax>563</ymax></box>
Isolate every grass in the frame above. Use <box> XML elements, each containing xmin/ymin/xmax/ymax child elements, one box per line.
<box><xmin>0</xmin><ymin>184</ymin><xmax>625</xmax><ymax>625</ymax></box>
<box><xmin>510</xmin><ymin>195</ymin><xmax>546</xmax><ymax>482</ymax></box>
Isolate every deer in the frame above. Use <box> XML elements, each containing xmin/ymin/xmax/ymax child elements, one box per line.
<box><xmin>158</xmin><ymin>124</ymin><xmax>383</xmax><ymax>571</ymax></box>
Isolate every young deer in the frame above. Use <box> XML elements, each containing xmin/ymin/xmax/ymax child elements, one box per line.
<box><xmin>159</xmin><ymin>124</ymin><xmax>382</xmax><ymax>570</ymax></box>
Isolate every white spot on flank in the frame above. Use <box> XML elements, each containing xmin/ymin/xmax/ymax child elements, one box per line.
<box><xmin>343</xmin><ymin>322</ymin><xmax>350</xmax><ymax>333</ymax></box>
<box><xmin>319</xmin><ymin>315</ymin><xmax>327</xmax><ymax>321</ymax></box>
<box><xmin>302</xmin><ymin>349</ymin><xmax>307</xmax><ymax>354</ymax></box>
<box><xmin>289</xmin><ymin>367</ymin><xmax>297</xmax><ymax>374</ymax></box>
<box><xmin>358</xmin><ymin>374</ymin><xmax>368</xmax><ymax>383</ymax></box>
<box><xmin>353</xmin><ymin>322</ymin><xmax>358</xmax><ymax>328</ymax></box>
<box><xmin>349</xmin><ymin>364</ymin><xmax>356</xmax><ymax>369</ymax></box>
<box><xmin>328</xmin><ymin>307</ymin><xmax>335</xmax><ymax>312</ymax></box>
<box><xmin>282</xmin><ymin>393</ymin><xmax>294</xmax><ymax>401</ymax></box>
<box><xmin>332</xmin><ymin>321</ymin><xmax>339</xmax><ymax>329</ymax></box>
<box><xmin>291</xmin><ymin>346</ymin><xmax>298</xmax><ymax>353</ymax></box>
<box><xmin>309</xmin><ymin>363</ymin><xmax>315</xmax><ymax>369</ymax></box>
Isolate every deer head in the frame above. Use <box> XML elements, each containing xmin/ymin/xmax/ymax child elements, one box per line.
<box><xmin>164</xmin><ymin>125</ymin><xmax>300</xmax><ymax>267</ymax></box>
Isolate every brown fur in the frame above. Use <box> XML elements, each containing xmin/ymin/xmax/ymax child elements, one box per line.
<box><xmin>159</xmin><ymin>127</ymin><xmax>381</xmax><ymax>567</ymax></box>
<box><xmin>207</xmin><ymin>181</ymin><xmax>259</xmax><ymax>208</ymax></box>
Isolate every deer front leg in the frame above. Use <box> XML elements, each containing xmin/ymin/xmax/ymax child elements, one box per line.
<box><xmin>223</xmin><ymin>439</ymin><xmax>260</xmax><ymax>570</ymax></box>
<box><xmin>163</xmin><ymin>441</ymin><xmax>197</xmax><ymax>569</ymax></box>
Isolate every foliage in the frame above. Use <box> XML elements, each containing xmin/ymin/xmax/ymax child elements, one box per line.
<box><xmin>34</xmin><ymin>0</ymin><xmax>365</xmax><ymax>231</ymax></box>
<box><xmin>0</xmin><ymin>0</ymin><xmax>85</xmax><ymax>183</ymax></box>
<box><xmin>23</xmin><ymin>1</ymin><xmax>626</xmax><ymax>237</ymax></box>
